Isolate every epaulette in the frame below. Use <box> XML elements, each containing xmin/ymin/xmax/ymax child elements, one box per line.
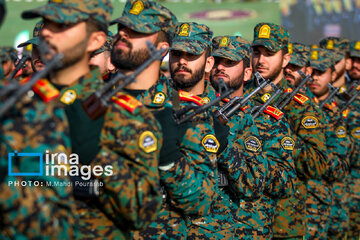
<box><xmin>263</xmin><ymin>106</ymin><xmax>284</xmax><ymax>120</ymax></box>
<box><xmin>342</xmin><ymin>108</ymin><xmax>350</xmax><ymax>119</ymax></box>
<box><xmin>179</xmin><ymin>90</ymin><xmax>203</xmax><ymax>106</ymax></box>
<box><xmin>111</xmin><ymin>93</ymin><xmax>143</xmax><ymax>114</ymax></box>
<box><xmin>216</xmin><ymin>93</ymin><xmax>230</xmax><ymax>103</ymax></box>
<box><xmin>240</xmin><ymin>106</ymin><xmax>249</xmax><ymax>112</ymax></box>
<box><xmin>32</xmin><ymin>79</ymin><xmax>60</xmax><ymax>103</ymax></box>
<box><xmin>324</xmin><ymin>101</ymin><xmax>337</xmax><ymax>110</ymax></box>
<box><xmin>293</xmin><ymin>93</ymin><xmax>309</xmax><ymax>105</ymax></box>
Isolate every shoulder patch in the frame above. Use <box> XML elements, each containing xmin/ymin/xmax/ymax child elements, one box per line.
<box><xmin>201</xmin><ymin>134</ymin><xmax>219</xmax><ymax>153</ymax></box>
<box><xmin>301</xmin><ymin>116</ymin><xmax>319</xmax><ymax>129</ymax></box>
<box><xmin>139</xmin><ymin>131</ymin><xmax>157</xmax><ymax>153</ymax></box>
<box><xmin>263</xmin><ymin>106</ymin><xmax>284</xmax><ymax>120</ymax></box>
<box><xmin>111</xmin><ymin>93</ymin><xmax>143</xmax><ymax>114</ymax></box>
<box><xmin>351</xmin><ymin>127</ymin><xmax>360</xmax><ymax>139</ymax></box>
<box><xmin>335</xmin><ymin>126</ymin><xmax>347</xmax><ymax>138</ymax></box>
<box><xmin>281</xmin><ymin>137</ymin><xmax>295</xmax><ymax>151</ymax></box>
<box><xmin>179</xmin><ymin>90</ymin><xmax>203</xmax><ymax>106</ymax></box>
<box><xmin>293</xmin><ymin>93</ymin><xmax>309</xmax><ymax>105</ymax></box>
<box><xmin>244</xmin><ymin>136</ymin><xmax>262</xmax><ymax>152</ymax></box>
<box><xmin>33</xmin><ymin>79</ymin><xmax>60</xmax><ymax>103</ymax></box>
<box><xmin>152</xmin><ymin>92</ymin><xmax>166</xmax><ymax>104</ymax></box>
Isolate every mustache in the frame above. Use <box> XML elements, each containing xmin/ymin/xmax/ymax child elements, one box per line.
<box><xmin>285</xmin><ymin>73</ymin><xmax>295</xmax><ymax>80</ymax></box>
<box><xmin>114</xmin><ymin>36</ymin><xmax>132</xmax><ymax>49</ymax></box>
<box><xmin>174</xmin><ymin>65</ymin><xmax>192</xmax><ymax>74</ymax></box>
<box><xmin>213</xmin><ymin>70</ymin><xmax>230</xmax><ymax>79</ymax></box>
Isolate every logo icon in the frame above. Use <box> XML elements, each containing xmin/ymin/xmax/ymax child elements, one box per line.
<box><xmin>8</xmin><ymin>151</ymin><xmax>43</xmax><ymax>176</ymax></box>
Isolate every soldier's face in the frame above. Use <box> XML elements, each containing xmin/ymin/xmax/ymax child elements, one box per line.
<box><xmin>284</xmin><ymin>63</ymin><xmax>306</xmax><ymax>87</ymax></box>
<box><xmin>210</xmin><ymin>57</ymin><xmax>244</xmax><ymax>91</ymax></box>
<box><xmin>308</xmin><ymin>68</ymin><xmax>335</xmax><ymax>98</ymax></box>
<box><xmin>348</xmin><ymin>57</ymin><xmax>360</xmax><ymax>80</ymax></box>
<box><xmin>1</xmin><ymin>59</ymin><xmax>14</xmax><ymax>77</ymax></box>
<box><xmin>169</xmin><ymin>50</ymin><xmax>206</xmax><ymax>90</ymax></box>
<box><xmin>41</xmin><ymin>19</ymin><xmax>89</xmax><ymax>70</ymax></box>
<box><xmin>334</xmin><ymin>57</ymin><xmax>346</xmax><ymax>80</ymax></box>
<box><xmin>89</xmin><ymin>51</ymin><xmax>114</xmax><ymax>75</ymax></box>
<box><xmin>111</xmin><ymin>25</ymin><xmax>157</xmax><ymax>71</ymax></box>
<box><xmin>31</xmin><ymin>45</ymin><xmax>44</xmax><ymax>72</ymax></box>
<box><xmin>252</xmin><ymin>46</ymin><xmax>288</xmax><ymax>81</ymax></box>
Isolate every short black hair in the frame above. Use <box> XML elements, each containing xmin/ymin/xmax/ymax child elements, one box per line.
<box><xmin>85</xmin><ymin>18</ymin><xmax>108</xmax><ymax>35</ymax></box>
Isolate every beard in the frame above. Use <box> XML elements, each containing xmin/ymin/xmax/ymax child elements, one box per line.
<box><xmin>111</xmin><ymin>37</ymin><xmax>150</xmax><ymax>71</ymax></box>
<box><xmin>170</xmin><ymin>63</ymin><xmax>205</xmax><ymax>90</ymax></box>
<box><xmin>210</xmin><ymin>70</ymin><xmax>244</xmax><ymax>92</ymax></box>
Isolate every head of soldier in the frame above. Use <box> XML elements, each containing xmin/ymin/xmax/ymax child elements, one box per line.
<box><xmin>210</xmin><ymin>36</ymin><xmax>252</xmax><ymax>95</ymax></box>
<box><xmin>169</xmin><ymin>22</ymin><xmax>214</xmax><ymax>94</ymax></box>
<box><xmin>307</xmin><ymin>47</ymin><xmax>336</xmax><ymax>100</ymax></box>
<box><xmin>21</xmin><ymin>0</ymin><xmax>112</xmax><ymax>83</ymax></box>
<box><xmin>0</xmin><ymin>47</ymin><xmax>16</xmax><ymax>78</ymax></box>
<box><xmin>89</xmin><ymin>31</ymin><xmax>115</xmax><ymax>75</ymax></box>
<box><xmin>0</xmin><ymin>0</ymin><xmax>6</xmax><ymax>28</ymax></box>
<box><xmin>18</xmin><ymin>20</ymin><xmax>45</xmax><ymax>73</ymax></box>
<box><xmin>319</xmin><ymin>37</ymin><xmax>349</xmax><ymax>86</ymax></box>
<box><xmin>251</xmin><ymin>22</ymin><xmax>291</xmax><ymax>85</ymax></box>
<box><xmin>284</xmin><ymin>42</ymin><xmax>311</xmax><ymax>87</ymax></box>
<box><xmin>110</xmin><ymin>0</ymin><xmax>177</xmax><ymax>73</ymax></box>
<box><xmin>348</xmin><ymin>41</ymin><xmax>360</xmax><ymax>80</ymax></box>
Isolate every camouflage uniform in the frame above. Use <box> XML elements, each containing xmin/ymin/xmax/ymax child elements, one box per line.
<box><xmin>0</xmin><ymin>74</ymin><xmax>78</xmax><ymax>238</ymax></box>
<box><xmin>307</xmin><ymin>47</ymin><xmax>352</xmax><ymax>240</ymax></box>
<box><xmin>212</xmin><ymin>35</ymin><xmax>296</xmax><ymax>239</ymax></box>
<box><xmin>244</xmin><ymin>23</ymin><xmax>328</xmax><ymax>240</ymax></box>
<box><xmin>23</xmin><ymin>1</ymin><xmax>164</xmax><ymax>239</ymax></box>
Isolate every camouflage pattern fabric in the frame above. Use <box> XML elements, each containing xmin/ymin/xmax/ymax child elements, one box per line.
<box><xmin>0</xmin><ymin>46</ymin><xmax>15</xmax><ymax>62</ymax></box>
<box><xmin>308</xmin><ymin>47</ymin><xmax>334</xmax><ymax>72</ymax></box>
<box><xmin>252</xmin><ymin>22</ymin><xmax>290</xmax><ymax>52</ymax></box>
<box><xmin>288</xmin><ymin>42</ymin><xmax>310</xmax><ymax>67</ymax></box>
<box><xmin>171</xmin><ymin>22</ymin><xmax>213</xmax><ymax>55</ymax></box>
<box><xmin>244</xmin><ymin>79</ymin><xmax>328</xmax><ymax>238</ymax></box>
<box><xmin>22</xmin><ymin>0</ymin><xmax>113</xmax><ymax>26</ymax></box>
<box><xmin>57</xmin><ymin>68</ymin><xmax>163</xmax><ymax>239</ymax></box>
<box><xmin>349</xmin><ymin>41</ymin><xmax>360</xmax><ymax>58</ymax></box>
<box><xmin>319</xmin><ymin>36</ymin><xmax>349</xmax><ymax>62</ymax></box>
<box><xmin>110</xmin><ymin>0</ymin><xmax>178</xmax><ymax>35</ymax></box>
<box><xmin>18</xmin><ymin>20</ymin><xmax>43</xmax><ymax>48</ymax></box>
<box><xmin>211</xmin><ymin>35</ymin><xmax>251</xmax><ymax>62</ymax></box>
<box><xmin>0</xmin><ymin>75</ymin><xmax>78</xmax><ymax>239</ymax></box>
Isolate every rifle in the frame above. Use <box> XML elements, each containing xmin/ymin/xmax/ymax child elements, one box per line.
<box><xmin>0</xmin><ymin>41</ymin><xmax>64</xmax><ymax>117</ymax></box>
<box><xmin>340</xmin><ymin>87</ymin><xmax>360</xmax><ymax>112</ymax></box>
<box><xmin>6</xmin><ymin>54</ymin><xmax>30</xmax><ymax>81</ymax></box>
<box><xmin>319</xmin><ymin>83</ymin><xmax>339</xmax><ymax>108</ymax></box>
<box><xmin>251</xmin><ymin>82</ymin><xmax>283</xmax><ymax>118</ymax></box>
<box><xmin>274</xmin><ymin>70</ymin><xmax>312</xmax><ymax>110</ymax></box>
<box><xmin>343</xmin><ymin>80</ymin><xmax>360</xmax><ymax>100</ymax></box>
<box><xmin>214</xmin><ymin>72</ymin><xmax>270</xmax><ymax>124</ymax></box>
<box><xmin>82</xmin><ymin>41</ymin><xmax>166</xmax><ymax>120</ymax></box>
<box><xmin>173</xmin><ymin>78</ymin><xmax>234</xmax><ymax>124</ymax></box>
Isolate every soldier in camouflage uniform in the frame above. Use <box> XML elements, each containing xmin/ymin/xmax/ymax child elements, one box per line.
<box><xmin>306</xmin><ymin>47</ymin><xmax>353</xmax><ymax>240</ymax></box>
<box><xmin>210</xmin><ymin>35</ymin><xmax>296</xmax><ymax>239</ymax></box>
<box><xmin>110</xmin><ymin>2</ymin><xmax>222</xmax><ymax>239</ymax></box>
<box><xmin>241</xmin><ymin>22</ymin><xmax>328</xmax><ymax>240</ymax></box>
<box><xmin>168</xmin><ymin>21</ymin><xmax>238</xmax><ymax>239</ymax></box>
<box><xmin>21</xmin><ymin>0</ymin><xmax>165</xmax><ymax>239</ymax></box>
<box><xmin>0</xmin><ymin>47</ymin><xmax>16</xmax><ymax>82</ymax></box>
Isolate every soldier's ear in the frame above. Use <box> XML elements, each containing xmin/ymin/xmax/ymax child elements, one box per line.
<box><xmin>157</xmin><ymin>42</ymin><xmax>169</xmax><ymax>58</ymax></box>
<box><xmin>345</xmin><ymin>57</ymin><xmax>352</xmax><ymax>71</ymax></box>
<box><xmin>305</xmin><ymin>66</ymin><xmax>313</xmax><ymax>76</ymax></box>
<box><xmin>87</xmin><ymin>31</ymin><xmax>107</xmax><ymax>54</ymax></box>
<box><xmin>331</xmin><ymin>69</ymin><xmax>337</xmax><ymax>82</ymax></box>
<box><xmin>205</xmin><ymin>56</ymin><xmax>214</xmax><ymax>74</ymax></box>
<box><xmin>244</xmin><ymin>66</ymin><xmax>253</xmax><ymax>82</ymax></box>
<box><xmin>282</xmin><ymin>53</ymin><xmax>291</xmax><ymax>68</ymax></box>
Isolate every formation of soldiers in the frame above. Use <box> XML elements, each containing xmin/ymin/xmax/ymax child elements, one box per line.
<box><xmin>0</xmin><ymin>0</ymin><xmax>359</xmax><ymax>239</ymax></box>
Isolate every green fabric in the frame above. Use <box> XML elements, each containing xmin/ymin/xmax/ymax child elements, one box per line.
<box><xmin>65</xmin><ymin>99</ymin><xmax>105</xmax><ymax>165</ymax></box>
<box><xmin>212</xmin><ymin>113</ymin><xmax>229</xmax><ymax>155</ymax></box>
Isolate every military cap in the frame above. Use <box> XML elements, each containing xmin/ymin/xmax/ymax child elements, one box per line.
<box><xmin>252</xmin><ymin>22</ymin><xmax>290</xmax><ymax>52</ymax></box>
<box><xmin>171</xmin><ymin>22</ymin><xmax>213</xmax><ymax>55</ymax></box>
<box><xmin>349</xmin><ymin>41</ymin><xmax>360</xmax><ymax>58</ymax></box>
<box><xmin>0</xmin><ymin>47</ymin><xmax>16</xmax><ymax>62</ymax></box>
<box><xmin>211</xmin><ymin>35</ymin><xmax>251</xmax><ymax>62</ymax></box>
<box><xmin>18</xmin><ymin>20</ymin><xmax>43</xmax><ymax>48</ymax></box>
<box><xmin>288</xmin><ymin>42</ymin><xmax>310</xmax><ymax>67</ymax></box>
<box><xmin>21</xmin><ymin>0</ymin><xmax>113</xmax><ymax>26</ymax></box>
<box><xmin>309</xmin><ymin>47</ymin><xmax>334</xmax><ymax>72</ymax></box>
<box><xmin>110</xmin><ymin>0</ymin><xmax>177</xmax><ymax>35</ymax></box>
<box><xmin>93</xmin><ymin>31</ymin><xmax>114</xmax><ymax>55</ymax></box>
<box><xmin>319</xmin><ymin>37</ymin><xmax>349</xmax><ymax>62</ymax></box>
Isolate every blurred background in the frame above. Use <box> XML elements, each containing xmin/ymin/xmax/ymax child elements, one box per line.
<box><xmin>0</xmin><ymin>0</ymin><xmax>359</xmax><ymax>51</ymax></box>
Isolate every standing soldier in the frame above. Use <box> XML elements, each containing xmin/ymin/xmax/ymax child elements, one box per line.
<box><xmin>109</xmin><ymin>2</ymin><xmax>219</xmax><ymax>239</ymax></box>
<box><xmin>243</xmin><ymin>22</ymin><xmax>328</xmax><ymax>240</ymax></box>
<box><xmin>210</xmin><ymin>35</ymin><xmax>295</xmax><ymax>239</ymax></box>
<box><xmin>307</xmin><ymin>47</ymin><xmax>353</xmax><ymax>240</ymax></box>
<box><xmin>21</xmin><ymin>0</ymin><xmax>164</xmax><ymax>238</ymax></box>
